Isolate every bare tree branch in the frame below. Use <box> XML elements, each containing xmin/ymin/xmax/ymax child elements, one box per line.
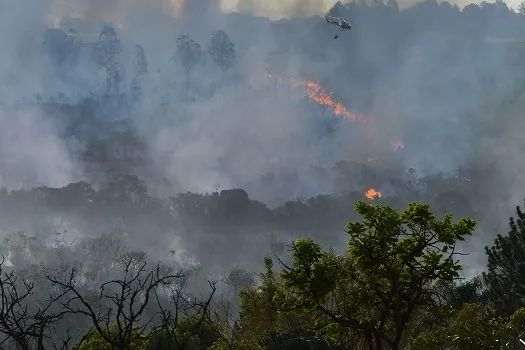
<box><xmin>0</xmin><ymin>256</ymin><xmax>68</xmax><ymax>350</ymax></box>
<box><xmin>48</xmin><ymin>256</ymin><xmax>184</xmax><ymax>349</ymax></box>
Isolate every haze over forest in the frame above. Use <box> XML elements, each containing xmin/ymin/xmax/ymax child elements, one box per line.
<box><xmin>1</xmin><ymin>0</ymin><xmax>525</xmax><ymax>288</ymax></box>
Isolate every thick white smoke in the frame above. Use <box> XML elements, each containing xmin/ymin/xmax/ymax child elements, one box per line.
<box><xmin>0</xmin><ymin>106</ymin><xmax>79</xmax><ymax>189</ymax></box>
<box><xmin>0</xmin><ymin>0</ymin><xmax>524</xmax><ymax>277</ymax></box>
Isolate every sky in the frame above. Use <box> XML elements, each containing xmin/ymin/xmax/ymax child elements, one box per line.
<box><xmin>41</xmin><ymin>0</ymin><xmax>520</xmax><ymax>28</ymax></box>
<box><xmin>218</xmin><ymin>0</ymin><xmax>521</xmax><ymax>19</ymax></box>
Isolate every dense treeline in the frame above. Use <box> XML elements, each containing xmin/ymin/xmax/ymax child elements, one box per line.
<box><xmin>0</xmin><ymin>196</ymin><xmax>525</xmax><ymax>348</ymax></box>
<box><xmin>0</xmin><ymin>171</ymin><xmax>475</xmax><ymax>259</ymax></box>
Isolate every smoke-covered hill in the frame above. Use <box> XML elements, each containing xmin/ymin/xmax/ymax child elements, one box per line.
<box><xmin>1</xmin><ymin>0</ymin><xmax>525</xmax><ymax>276</ymax></box>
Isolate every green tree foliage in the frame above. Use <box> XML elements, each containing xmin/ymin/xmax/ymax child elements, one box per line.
<box><xmin>76</xmin><ymin>317</ymin><xmax>219</xmax><ymax>350</ymax></box>
<box><xmin>76</xmin><ymin>325</ymin><xmax>150</xmax><ymax>350</ymax></box>
<box><xmin>272</xmin><ymin>201</ymin><xmax>475</xmax><ymax>349</ymax></box>
<box><xmin>484</xmin><ymin>200</ymin><xmax>525</xmax><ymax>316</ymax></box>
<box><xmin>149</xmin><ymin>316</ymin><xmax>219</xmax><ymax>349</ymax></box>
<box><xmin>412</xmin><ymin>303</ymin><xmax>525</xmax><ymax>349</ymax></box>
<box><xmin>438</xmin><ymin>275</ymin><xmax>488</xmax><ymax>310</ymax></box>
<box><xmin>224</xmin><ymin>257</ymin><xmax>331</xmax><ymax>349</ymax></box>
<box><xmin>2</xmin><ymin>193</ymin><xmax>525</xmax><ymax>349</ymax></box>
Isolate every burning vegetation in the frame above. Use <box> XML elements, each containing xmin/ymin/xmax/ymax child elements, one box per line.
<box><xmin>294</xmin><ymin>79</ymin><xmax>369</xmax><ymax>123</ymax></box>
<box><xmin>365</xmin><ymin>188</ymin><xmax>382</xmax><ymax>200</ymax></box>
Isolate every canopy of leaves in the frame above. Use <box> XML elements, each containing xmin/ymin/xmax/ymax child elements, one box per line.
<box><xmin>411</xmin><ymin>303</ymin><xmax>525</xmax><ymax>349</ymax></box>
<box><xmin>76</xmin><ymin>325</ymin><xmax>150</xmax><ymax>350</ymax></box>
<box><xmin>274</xmin><ymin>201</ymin><xmax>476</xmax><ymax>349</ymax></box>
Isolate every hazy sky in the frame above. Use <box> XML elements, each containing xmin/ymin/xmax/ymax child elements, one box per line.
<box><xmin>42</xmin><ymin>0</ymin><xmax>519</xmax><ymax>26</ymax></box>
<box><xmin>219</xmin><ymin>0</ymin><xmax>520</xmax><ymax>18</ymax></box>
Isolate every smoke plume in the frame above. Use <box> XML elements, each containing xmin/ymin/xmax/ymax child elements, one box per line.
<box><xmin>0</xmin><ymin>0</ymin><xmax>524</xmax><ymax>277</ymax></box>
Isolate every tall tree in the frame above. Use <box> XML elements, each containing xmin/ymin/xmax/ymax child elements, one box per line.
<box><xmin>133</xmin><ymin>44</ymin><xmax>148</xmax><ymax>79</ymax></box>
<box><xmin>0</xmin><ymin>257</ymin><xmax>69</xmax><ymax>350</ymax></box>
<box><xmin>174</xmin><ymin>34</ymin><xmax>202</xmax><ymax>85</ymax></box>
<box><xmin>208</xmin><ymin>30</ymin><xmax>235</xmax><ymax>71</ymax></box>
<box><xmin>221</xmin><ymin>258</ymin><xmax>328</xmax><ymax>349</ymax></box>
<box><xmin>273</xmin><ymin>201</ymin><xmax>476</xmax><ymax>349</ymax></box>
<box><xmin>49</xmin><ymin>255</ymin><xmax>185</xmax><ymax>349</ymax></box>
<box><xmin>95</xmin><ymin>26</ymin><xmax>122</xmax><ymax>95</ymax></box>
<box><xmin>484</xmin><ymin>199</ymin><xmax>525</xmax><ymax>316</ymax></box>
<box><xmin>131</xmin><ymin>44</ymin><xmax>148</xmax><ymax>101</ymax></box>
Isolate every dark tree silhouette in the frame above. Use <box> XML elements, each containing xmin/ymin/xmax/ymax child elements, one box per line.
<box><xmin>174</xmin><ymin>34</ymin><xmax>202</xmax><ymax>84</ymax></box>
<box><xmin>96</xmin><ymin>26</ymin><xmax>122</xmax><ymax>95</ymax></box>
<box><xmin>48</xmin><ymin>255</ymin><xmax>185</xmax><ymax>349</ymax></box>
<box><xmin>133</xmin><ymin>44</ymin><xmax>148</xmax><ymax>79</ymax></box>
<box><xmin>131</xmin><ymin>44</ymin><xmax>148</xmax><ymax>101</ymax></box>
<box><xmin>484</xmin><ymin>199</ymin><xmax>525</xmax><ymax>316</ymax></box>
<box><xmin>150</xmin><ymin>279</ymin><xmax>218</xmax><ymax>349</ymax></box>
<box><xmin>0</xmin><ymin>257</ymin><xmax>70</xmax><ymax>350</ymax></box>
<box><xmin>208</xmin><ymin>30</ymin><xmax>235</xmax><ymax>71</ymax></box>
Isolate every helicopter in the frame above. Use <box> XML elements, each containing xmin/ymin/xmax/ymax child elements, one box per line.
<box><xmin>325</xmin><ymin>15</ymin><xmax>352</xmax><ymax>39</ymax></box>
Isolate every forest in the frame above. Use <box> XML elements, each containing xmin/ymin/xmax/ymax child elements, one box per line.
<box><xmin>0</xmin><ymin>191</ymin><xmax>524</xmax><ymax>349</ymax></box>
<box><xmin>2</xmin><ymin>0</ymin><xmax>525</xmax><ymax>348</ymax></box>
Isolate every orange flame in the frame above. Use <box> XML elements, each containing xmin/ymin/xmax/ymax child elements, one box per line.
<box><xmin>263</xmin><ymin>70</ymin><xmax>370</xmax><ymax>123</ymax></box>
<box><xmin>292</xmin><ymin>79</ymin><xmax>368</xmax><ymax>123</ymax></box>
<box><xmin>365</xmin><ymin>188</ymin><xmax>382</xmax><ymax>200</ymax></box>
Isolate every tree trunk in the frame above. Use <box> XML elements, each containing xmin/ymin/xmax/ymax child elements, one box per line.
<box><xmin>375</xmin><ymin>333</ymin><xmax>382</xmax><ymax>350</ymax></box>
<box><xmin>365</xmin><ymin>332</ymin><xmax>374</xmax><ymax>350</ymax></box>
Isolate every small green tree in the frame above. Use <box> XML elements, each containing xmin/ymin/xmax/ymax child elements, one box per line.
<box><xmin>406</xmin><ymin>276</ymin><xmax>489</xmax><ymax>348</ymax></box>
<box><xmin>76</xmin><ymin>325</ymin><xmax>150</xmax><ymax>350</ymax></box>
<box><xmin>148</xmin><ymin>316</ymin><xmax>220</xmax><ymax>349</ymax></box>
<box><xmin>76</xmin><ymin>317</ymin><xmax>219</xmax><ymax>350</ymax></box>
<box><xmin>411</xmin><ymin>303</ymin><xmax>525</xmax><ymax>349</ymax></box>
<box><xmin>222</xmin><ymin>258</ymin><xmax>331</xmax><ymax>349</ymax></box>
<box><xmin>274</xmin><ymin>201</ymin><xmax>475</xmax><ymax>350</ymax></box>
